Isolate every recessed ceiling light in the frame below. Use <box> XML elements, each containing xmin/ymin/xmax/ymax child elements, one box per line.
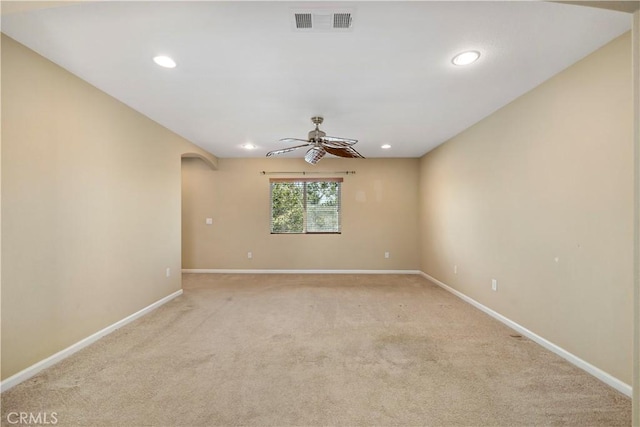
<box><xmin>153</xmin><ymin>55</ymin><xmax>176</xmax><ymax>68</ymax></box>
<box><xmin>452</xmin><ymin>50</ymin><xmax>480</xmax><ymax>66</ymax></box>
<box><xmin>381</xmin><ymin>144</ymin><xmax>391</xmax><ymax>149</ymax></box>
<box><xmin>242</xmin><ymin>143</ymin><xmax>257</xmax><ymax>150</ymax></box>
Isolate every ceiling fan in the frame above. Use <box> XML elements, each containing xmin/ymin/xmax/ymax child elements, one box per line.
<box><xmin>266</xmin><ymin>116</ymin><xmax>364</xmax><ymax>164</ymax></box>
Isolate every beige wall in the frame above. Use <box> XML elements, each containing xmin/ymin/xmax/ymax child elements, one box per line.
<box><xmin>0</xmin><ymin>35</ymin><xmax>215</xmax><ymax>380</ymax></box>
<box><xmin>419</xmin><ymin>33</ymin><xmax>634</xmax><ymax>385</ymax></box>
<box><xmin>182</xmin><ymin>157</ymin><xmax>420</xmax><ymax>270</ymax></box>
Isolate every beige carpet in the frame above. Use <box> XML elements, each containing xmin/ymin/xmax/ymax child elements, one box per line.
<box><xmin>1</xmin><ymin>274</ymin><xmax>631</xmax><ymax>426</ymax></box>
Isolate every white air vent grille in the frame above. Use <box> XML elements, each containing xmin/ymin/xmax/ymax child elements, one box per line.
<box><xmin>333</xmin><ymin>13</ymin><xmax>352</xmax><ymax>29</ymax></box>
<box><xmin>295</xmin><ymin>13</ymin><xmax>312</xmax><ymax>29</ymax></box>
<box><xmin>291</xmin><ymin>8</ymin><xmax>355</xmax><ymax>32</ymax></box>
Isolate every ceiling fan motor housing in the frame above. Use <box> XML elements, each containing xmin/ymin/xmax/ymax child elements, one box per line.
<box><xmin>309</xmin><ymin>116</ymin><xmax>326</xmax><ymax>141</ymax></box>
<box><xmin>309</xmin><ymin>129</ymin><xmax>326</xmax><ymax>141</ymax></box>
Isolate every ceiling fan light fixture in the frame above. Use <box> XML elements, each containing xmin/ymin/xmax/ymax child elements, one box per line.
<box><xmin>452</xmin><ymin>50</ymin><xmax>480</xmax><ymax>66</ymax></box>
<box><xmin>305</xmin><ymin>146</ymin><xmax>326</xmax><ymax>164</ymax></box>
<box><xmin>153</xmin><ymin>55</ymin><xmax>176</xmax><ymax>68</ymax></box>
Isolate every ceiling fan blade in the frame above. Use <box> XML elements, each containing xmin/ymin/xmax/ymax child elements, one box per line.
<box><xmin>266</xmin><ymin>143</ymin><xmax>311</xmax><ymax>157</ymax></box>
<box><xmin>322</xmin><ymin>139</ymin><xmax>359</xmax><ymax>150</ymax></box>
<box><xmin>323</xmin><ymin>145</ymin><xmax>365</xmax><ymax>159</ymax></box>
<box><xmin>279</xmin><ymin>138</ymin><xmax>310</xmax><ymax>144</ymax></box>
<box><xmin>322</xmin><ymin>136</ymin><xmax>358</xmax><ymax>146</ymax></box>
<box><xmin>304</xmin><ymin>146</ymin><xmax>326</xmax><ymax>164</ymax></box>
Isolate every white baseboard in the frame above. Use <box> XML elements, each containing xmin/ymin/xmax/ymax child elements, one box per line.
<box><xmin>182</xmin><ymin>269</ymin><xmax>421</xmax><ymax>274</ymax></box>
<box><xmin>419</xmin><ymin>272</ymin><xmax>632</xmax><ymax>397</ymax></box>
<box><xmin>0</xmin><ymin>289</ymin><xmax>183</xmax><ymax>393</ymax></box>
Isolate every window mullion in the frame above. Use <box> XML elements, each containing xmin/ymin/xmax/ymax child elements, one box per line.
<box><xmin>302</xmin><ymin>182</ymin><xmax>308</xmax><ymax>233</ymax></box>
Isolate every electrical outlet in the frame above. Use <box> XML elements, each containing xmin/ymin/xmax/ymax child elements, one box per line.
<box><xmin>384</xmin><ymin>251</ymin><xmax>390</xmax><ymax>259</ymax></box>
<box><xmin>454</xmin><ymin>265</ymin><xmax>458</xmax><ymax>274</ymax></box>
<box><xmin>205</xmin><ymin>218</ymin><xmax>213</xmax><ymax>225</ymax></box>
<box><xmin>247</xmin><ymin>252</ymin><xmax>252</xmax><ymax>259</ymax></box>
<box><xmin>491</xmin><ymin>279</ymin><xmax>497</xmax><ymax>291</ymax></box>
<box><xmin>166</xmin><ymin>268</ymin><xmax>171</xmax><ymax>278</ymax></box>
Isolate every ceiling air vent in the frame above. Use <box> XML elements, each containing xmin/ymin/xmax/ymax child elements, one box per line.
<box><xmin>295</xmin><ymin>13</ymin><xmax>312</xmax><ymax>29</ymax></box>
<box><xmin>291</xmin><ymin>8</ymin><xmax>355</xmax><ymax>32</ymax></box>
<box><xmin>333</xmin><ymin>13</ymin><xmax>352</xmax><ymax>29</ymax></box>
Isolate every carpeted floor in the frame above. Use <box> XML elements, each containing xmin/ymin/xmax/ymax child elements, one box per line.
<box><xmin>1</xmin><ymin>274</ymin><xmax>631</xmax><ymax>426</ymax></box>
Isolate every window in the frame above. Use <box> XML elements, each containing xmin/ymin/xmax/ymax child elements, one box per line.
<box><xmin>270</xmin><ymin>178</ymin><xmax>342</xmax><ymax>234</ymax></box>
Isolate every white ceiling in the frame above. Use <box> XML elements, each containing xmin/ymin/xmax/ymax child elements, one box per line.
<box><xmin>1</xmin><ymin>1</ymin><xmax>632</xmax><ymax>159</ymax></box>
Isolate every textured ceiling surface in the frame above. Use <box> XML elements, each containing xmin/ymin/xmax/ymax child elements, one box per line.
<box><xmin>1</xmin><ymin>1</ymin><xmax>632</xmax><ymax>159</ymax></box>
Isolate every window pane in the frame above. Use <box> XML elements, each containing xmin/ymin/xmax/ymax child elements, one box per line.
<box><xmin>270</xmin><ymin>182</ymin><xmax>304</xmax><ymax>233</ymax></box>
<box><xmin>306</xmin><ymin>182</ymin><xmax>340</xmax><ymax>233</ymax></box>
